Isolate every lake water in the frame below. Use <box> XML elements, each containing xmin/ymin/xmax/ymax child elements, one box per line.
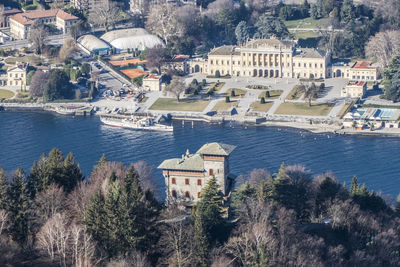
<box><xmin>0</xmin><ymin>112</ymin><xmax>399</xmax><ymax>197</ymax></box>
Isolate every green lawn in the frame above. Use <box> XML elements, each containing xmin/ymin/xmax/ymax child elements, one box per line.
<box><xmin>259</xmin><ymin>90</ymin><xmax>283</xmax><ymax>100</ymax></box>
<box><xmin>5</xmin><ymin>55</ymin><xmax>41</xmax><ymax>65</ymax></box>
<box><xmin>212</xmin><ymin>100</ymin><xmax>239</xmax><ymax>111</ymax></box>
<box><xmin>250</xmin><ymin>101</ymin><xmax>274</xmax><ymax>113</ymax></box>
<box><xmin>293</xmin><ymin>31</ymin><xmax>320</xmax><ymax>39</ymax></box>
<box><xmin>284</xmin><ymin>17</ymin><xmax>331</xmax><ymax>29</ymax></box>
<box><xmin>224</xmin><ymin>88</ymin><xmax>246</xmax><ymax>99</ymax></box>
<box><xmin>275</xmin><ymin>102</ymin><xmax>334</xmax><ymax>116</ymax></box>
<box><xmin>337</xmin><ymin>101</ymin><xmax>355</xmax><ymax>118</ymax></box>
<box><xmin>0</xmin><ymin>89</ymin><xmax>15</xmax><ymax>99</ymax></box>
<box><xmin>140</xmin><ymin>97</ymin><xmax>148</xmax><ymax>103</ymax></box>
<box><xmin>149</xmin><ymin>98</ymin><xmax>210</xmax><ymax>112</ymax></box>
<box><xmin>205</xmin><ymin>82</ymin><xmax>225</xmax><ymax>95</ymax></box>
<box><xmin>286</xmin><ymin>85</ymin><xmax>303</xmax><ymax>100</ymax></box>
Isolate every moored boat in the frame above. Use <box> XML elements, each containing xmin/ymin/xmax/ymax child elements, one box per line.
<box><xmin>100</xmin><ymin>115</ymin><xmax>173</xmax><ymax>132</ymax></box>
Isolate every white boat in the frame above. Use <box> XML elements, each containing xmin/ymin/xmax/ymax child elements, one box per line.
<box><xmin>100</xmin><ymin>115</ymin><xmax>173</xmax><ymax>132</ymax></box>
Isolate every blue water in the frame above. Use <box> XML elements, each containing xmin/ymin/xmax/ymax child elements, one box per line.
<box><xmin>0</xmin><ymin>112</ymin><xmax>399</xmax><ymax>197</ymax></box>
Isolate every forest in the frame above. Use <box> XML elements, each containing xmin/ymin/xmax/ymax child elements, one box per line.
<box><xmin>0</xmin><ymin>148</ymin><xmax>399</xmax><ymax>266</ymax></box>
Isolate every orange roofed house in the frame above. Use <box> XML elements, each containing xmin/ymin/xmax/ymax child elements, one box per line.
<box><xmin>9</xmin><ymin>9</ymin><xmax>79</xmax><ymax>39</ymax></box>
<box><xmin>158</xmin><ymin>142</ymin><xmax>236</xmax><ymax>204</ymax></box>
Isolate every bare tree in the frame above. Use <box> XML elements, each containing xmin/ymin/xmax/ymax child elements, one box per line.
<box><xmin>365</xmin><ymin>30</ymin><xmax>400</xmax><ymax>69</ymax></box>
<box><xmin>132</xmin><ymin>161</ymin><xmax>159</xmax><ymax>196</ymax></box>
<box><xmin>58</xmin><ymin>38</ymin><xmax>76</xmax><ymax>63</ymax></box>
<box><xmin>29</xmin><ymin>70</ymin><xmax>51</xmax><ymax>97</ymax></box>
<box><xmin>164</xmin><ymin>76</ymin><xmax>186</xmax><ymax>102</ymax></box>
<box><xmin>69</xmin><ymin>223</ymin><xmax>96</xmax><ymax>267</ymax></box>
<box><xmin>159</xmin><ymin>205</ymin><xmax>193</xmax><ymax>267</ymax></box>
<box><xmin>89</xmin><ymin>2</ymin><xmax>122</xmax><ymax>32</ymax></box>
<box><xmin>0</xmin><ymin>210</ymin><xmax>8</xmax><ymax>235</ymax></box>
<box><xmin>28</xmin><ymin>20</ymin><xmax>49</xmax><ymax>55</ymax></box>
<box><xmin>33</xmin><ymin>184</ymin><xmax>67</xmax><ymax>229</ymax></box>
<box><xmin>37</xmin><ymin>213</ymin><xmax>71</xmax><ymax>266</ymax></box>
<box><xmin>50</xmin><ymin>0</ymin><xmax>66</xmax><ymax>9</ymax></box>
<box><xmin>145</xmin><ymin>44</ymin><xmax>166</xmax><ymax>74</ymax></box>
<box><xmin>146</xmin><ymin>3</ymin><xmax>183</xmax><ymax>45</ymax></box>
<box><xmin>106</xmin><ymin>252</ymin><xmax>151</xmax><ymax>267</ymax></box>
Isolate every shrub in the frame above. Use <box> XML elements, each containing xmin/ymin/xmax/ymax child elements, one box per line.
<box><xmin>260</xmin><ymin>97</ymin><xmax>266</xmax><ymax>104</ymax></box>
<box><xmin>231</xmin><ymin>90</ymin><xmax>235</xmax><ymax>97</ymax></box>
<box><xmin>202</xmin><ymin>79</ymin><xmax>206</xmax><ymax>86</ymax></box>
<box><xmin>225</xmin><ymin>96</ymin><xmax>230</xmax><ymax>103</ymax></box>
<box><xmin>266</xmin><ymin>91</ymin><xmax>270</xmax><ymax>98</ymax></box>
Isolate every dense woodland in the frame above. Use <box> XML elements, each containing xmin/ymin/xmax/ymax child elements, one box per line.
<box><xmin>0</xmin><ymin>148</ymin><xmax>399</xmax><ymax>266</ymax></box>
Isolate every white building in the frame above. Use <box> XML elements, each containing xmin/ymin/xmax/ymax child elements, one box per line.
<box><xmin>158</xmin><ymin>143</ymin><xmax>236</xmax><ymax>204</ymax></box>
<box><xmin>9</xmin><ymin>9</ymin><xmax>78</xmax><ymax>39</ymax></box>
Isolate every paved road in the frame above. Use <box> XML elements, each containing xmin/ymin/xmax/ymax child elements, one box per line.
<box><xmin>0</xmin><ymin>34</ymin><xmax>70</xmax><ymax>49</ymax></box>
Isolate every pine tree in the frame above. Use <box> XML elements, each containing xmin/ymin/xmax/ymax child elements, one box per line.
<box><xmin>396</xmin><ymin>195</ymin><xmax>400</xmax><ymax>216</ymax></box>
<box><xmin>0</xmin><ymin>167</ymin><xmax>9</xmax><ymax>210</ymax></box>
<box><xmin>104</xmin><ymin>172</ymin><xmax>123</xmax><ymax>257</ymax></box>
<box><xmin>8</xmin><ymin>167</ymin><xmax>30</xmax><ymax>246</ymax></box>
<box><xmin>350</xmin><ymin>176</ymin><xmax>359</xmax><ymax>195</ymax></box>
<box><xmin>85</xmin><ymin>190</ymin><xmax>107</xmax><ymax>252</ymax></box>
<box><xmin>119</xmin><ymin>167</ymin><xmax>145</xmax><ymax>251</ymax></box>
<box><xmin>62</xmin><ymin>152</ymin><xmax>83</xmax><ymax>192</ymax></box>
<box><xmin>97</xmin><ymin>153</ymin><xmax>108</xmax><ymax>167</ymax></box>
<box><xmin>192</xmin><ymin>176</ymin><xmax>224</xmax><ymax>264</ymax></box>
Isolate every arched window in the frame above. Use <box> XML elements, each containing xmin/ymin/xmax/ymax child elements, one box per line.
<box><xmin>209</xmin><ymin>169</ymin><xmax>213</xmax><ymax>176</ymax></box>
<box><xmin>171</xmin><ymin>190</ymin><xmax>177</xmax><ymax>198</ymax></box>
<box><xmin>197</xmin><ymin>179</ymin><xmax>202</xmax><ymax>186</ymax></box>
<box><xmin>171</xmin><ymin>177</ymin><xmax>176</xmax><ymax>184</ymax></box>
<box><xmin>185</xmin><ymin>178</ymin><xmax>189</xmax><ymax>185</ymax></box>
<box><xmin>185</xmin><ymin>191</ymin><xmax>190</xmax><ymax>198</ymax></box>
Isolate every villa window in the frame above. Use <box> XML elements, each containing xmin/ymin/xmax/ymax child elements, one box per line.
<box><xmin>185</xmin><ymin>178</ymin><xmax>189</xmax><ymax>185</ymax></box>
<box><xmin>315</xmin><ymin>63</ymin><xmax>317</xmax><ymax>68</ymax></box>
<box><xmin>209</xmin><ymin>169</ymin><xmax>214</xmax><ymax>176</ymax></box>
<box><xmin>304</xmin><ymin>63</ymin><xmax>307</xmax><ymax>67</ymax></box>
<box><xmin>298</xmin><ymin>63</ymin><xmax>301</xmax><ymax>67</ymax></box>
<box><xmin>185</xmin><ymin>191</ymin><xmax>190</xmax><ymax>198</ymax></box>
<box><xmin>171</xmin><ymin>177</ymin><xmax>176</xmax><ymax>184</ymax></box>
<box><xmin>172</xmin><ymin>190</ymin><xmax>177</xmax><ymax>198</ymax></box>
<box><xmin>320</xmin><ymin>63</ymin><xmax>323</xmax><ymax>68</ymax></box>
<box><xmin>197</xmin><ymin>179</ymin><xmax>202</xmax><ymax>186</ymax></box>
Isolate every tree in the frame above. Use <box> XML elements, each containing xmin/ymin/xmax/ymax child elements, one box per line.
<box><xmin>8</xmin><ymin>167</ymin><xmax>30</xmax><ymax>246</ymax></box>
<box><xmin>164</xmin><ymin>76</ymin><xmax>186</xmax><ymax>102</ymax></box>
<box><xmin>310</xmin><ymin>0</ymin><xmax>323</xmax><ymax>19</ymax></box>
<box><xmin>43</xmin><ymin>69</ymin><xmax>73</xmax><ymax>102</ymax></box>
<box><xmin>0</xmin><ymin>168</ymin><xmax>8</xmax><ymax>211</ymax></box>
<box><xmin>304</xmin><ymin>82</ymin><xmax>318</xmax><ymax>106</ymax></box>
<box><xmin>81</xmin><ymin>63</ymin><xmax>90</xmax><ymax>76</ymax></box>
<box><xmin>146</xmin><ymin>3</ymin><xmax>183</xmax><ymax>45</ymax></box>
<box><xmin>365</xmin><ymin>30</ymin><xmax>400</xmax><ymax>69</ymax></box>
<box><xmin>260</xmin><ymin>97</ymin><xmax>265</xmax><ymax>104</ymax></box>
<box><xmin>29</xmin><ymin>70</ymin><xmax>50</xmax><ymax>98</ymax></box>
<box><xmin>235</xmin><ymin>21</ymin><xmax>251</xmax><ymax>45</ymax></box>
<box><xmin>58</xmin><ymin>38</ymin><xmax>76</xmax><ymax>63</ymax></box>
<box><xmin>145</xmin><ymin>45</ymin><xmax>167</xmax><ymax>74</ymax></box>
<box><xmin>383</xmin><ymin>55</ymin><xmax>400</xmax><ymax>101</ymax></box>
<box><xmin>26</xmin><ymin>70</ymin><xmax>35</xmax><ymax>86</ymax></box>
<box><xmin>340</xmin><ymin>0</ymin><xmax>355</xmax><ymax>23</ymax></box>
<box><xmin>28</xmin><ymin>20</ymin><xmax>49</xmax><ymax>54</ymax></box>
<box><xmin>192</xmin><ymin>176</ymin><xmax>224</xmax><ymax>265</ymax></box>
<box><xmin>254</xmin><ymin>15</ymin><xmax>292</xmax><ymax>39</ymax></box>
<box><xmin>89</xmin><ymin>2</ymin><xmax>122</xmax><ymax>32</ymax></box>
<box><xmin>84</xmin><ymin>190</ymin><xmax>107</xmax><ymax>253</ymax></box>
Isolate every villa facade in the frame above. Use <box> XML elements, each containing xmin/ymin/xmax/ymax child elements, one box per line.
<box><xmin>158</xmin><ymin>142</ymin><xmax>236</xmax><ymax>204</ymax></box>
<box><xmin>7</xmin><ymin>62</ymin><xmax>28</xmax><ymax>87</ymax></box>
<box><xmin>190</xmin><ymin>39</ymin><xmax>331</xmax><ymax>79</ymax></box>
<box><xmin>9</xmin><ymin>9</ymin><xmax>78</xmax><ymax>39</ymax></box>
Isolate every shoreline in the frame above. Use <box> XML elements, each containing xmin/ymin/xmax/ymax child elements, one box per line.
<box><xmin>2</xmin><ymin>102</ymin><xmax>400</xmax><ymax>137</ymax></box>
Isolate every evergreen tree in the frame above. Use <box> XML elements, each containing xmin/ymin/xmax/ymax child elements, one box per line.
<box><xmin>192</xmin><ymin>176</ymin><xmax>225</xmax><ymax>265</ymax></box>
<box><xmin>85</xmin><ymin>190</ymin><xmax>107</xmax><ymax>252</ymax></box>
<box><xmin>104</xmin><ymin>172</ymin><xmax>123</xmax><ymax>257</ymax></box>
<box><xmin>0</xmin><ymin>167</ymin><xmax>9</xmax><ymax>210</ymax></box>
<box><xmin>8</xmin><ymin>167</ymin><xmax>30</xmax><ymax>246</ymax></box>
<box><xmin>62</xmin><ymin>152</ymin><xmax>83</xmax><ymax>192</ymax></box>
<box><xmin>350</xmin><ymin>176</ymin><xmax>359</xmax><ymax>195</ymax></box>
<box><xmin>235</xmin><ymin>21</ymin><xmax>251</xmax><ymax>45</ymax></box>
<box><xmin>340</xmin><ymin>0</ymin><xmax>355</xmax><ymax>23</ymax></box>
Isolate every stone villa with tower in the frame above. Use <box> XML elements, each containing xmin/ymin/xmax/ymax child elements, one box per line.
<box><xmin>158</xmin><ymin>143</ymin><xmax>236</xmax><ymax>204</ymax></box>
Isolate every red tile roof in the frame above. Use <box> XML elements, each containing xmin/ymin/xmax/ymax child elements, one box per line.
<box><xmin>352</xmin><ymin>61</ymin><xmax>376</xmax><ymax>69</ymax></box>
<box><xmin>109</xmin><ymin>58</ymin><xmax>147</xmax><ymax>67</ymax></box>
<box><xmin>144</xmin><ymin>74</ymin><xmax>160</xmax><ymax>79</ymax></box>
<box><xmin>120</xmin><ymin>68</ymin><xmax>146</xmax><ymax>79</ymax></box>
<box><xmin>10</xmin><ymin>9</ymin><xmax>78</xmax><ymax>25</ymax></box>
<box><xmin>1</xmin><ymin>8</ymin><xmax>22</xmax><ymax>16</ymax></box>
